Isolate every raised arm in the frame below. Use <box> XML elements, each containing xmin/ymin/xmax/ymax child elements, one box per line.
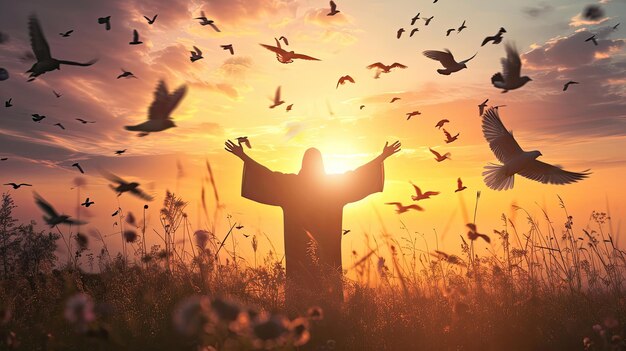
<box><xmin>370</xmin><ymin>140</ymin><xmax>401</xmax><ymax>165</ymax></box>
<box><xmin>225</xmin><ymin>139</ymin><xmax>252</xmax><ymax>163</ymax></box>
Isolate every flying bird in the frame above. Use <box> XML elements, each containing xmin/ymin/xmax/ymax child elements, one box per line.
<box><xmin>366</xmin><ymin>62</ymin><xmax>407</xmax><ymax>74</ymax></box>
<box><xmin>478</xmin><ymin>99</ymin><xmax>489</xmax><ymax>116</ymax></box>
<box><xmin>237</xmin><ymin>136</ymin><xmax>251</xmax><ymax>149</ymax></box>
<box><xmin>0</xmin><ymin>68</ymin><xmax>8</xmax><ymax>81</ymax></box>
<box><xmin>423</xmin><ymin>16</ymin><xmax>434</xmax><ymax>26</ymax></box>
<box><xmin>385</xmin><ymin>202</ymin><xmax>424</xmax><ymax>214</ymax></box>
<box><xmin>613</xmin><ymin>23</ymin><xmax>620</xmax><ymax>30</ymax></box>
<box><xmin>125</xmin><ymin>80</ymin><xmax>187</xmax><ymax>135</ymax></box>
<box><xmin>115</xmin><ymin>149</ymin><xmax>126</xmax><ymax>155</ymax></box>
<box><xmin>457</xmin><ymin>20</ymin><xmax>467</xmax><ymax>32</ymax></box>
<box><xmin>336</xmin><ymin>75</ymin><xmax>355</xmax><ymax>88</ymax></box>
<box><xmin>429</xmin><ymin>148</ymin><xmax>451</xmax><ymax>162</ymax></box>
<box><xmin>72</xmin><ymin>162</ymin><xmax>84</xmax><ymax>174</ymax></box>
<box><xmin>406</xmin><ymin>111</ymin><xmax>421</xmax><ymax>120</ymax></box>
<box><xmin>129</xmin><ymin>29</ymin><xmax>143</xmax><ymax>45</ymax></box>
<box><xmin>466</xmin><ymin>223</ymin><xmax>490</xmax><ymax>243</ymax></box>
<box><xmin>585</xmin><ymin>34</ymin><xmax>598</xmax><ymax>46</ymax></box>
<box><xmin>4</xmin><ymin>98</ymin><xmax>11</xmax><ymax>107</ymax></box>
<box><xmin>481</xmin><ymin>107</ymin><xmax>590</xmax><ymax>190</ymax></box>
<box><xmin>278</xmin><ymin>36</ymin><xmax>289</xmax><ymax>45</ymax></box>
<box><xmin>117</xmin><ymin>69</ymin><xmax>136</xmax><ymax>79</ymax></box>
<box><xmin>390</xmin><ymin>97</ymin><xmax>401</xmax><ymax>103</ymax></box>
<box><xmin>54</xmin><ymin>123</ymin><xmax>65</xmax><ymax>130</ymax></box>
<box><xmin>328</xmin><ymin>1</ymin><xmax>340</xmax><ymax>16</ymax></box>
<box><xmin>359</xmin><ymin>105</ymin><xmax>365</xmax><ymax>110</ymax></box>
<box><xmin>411</xmin><ymin>13</ymin><xmax>420</xmax><ymax>25</ymax></box>
<box><xmin>269</xmin><ymin>86</ymin><xmax>285</xmax><ymax>108</ymax></box>
<box><xmin>190</xmin><ymin>46</ymin><xmax>203</xmax><ymax>62</ymax></box>
<box><xmin>260</xmin><ymin>38</ymin><xmax>320</xmax><ymax>64</ymax></box>
<box><xmin>0</xmin><ymin>158</ymin><xmax>7</xmax><ymax>161</ymax></box>
<box><xmin>76</xmin><ymin>118</ymin><xmax>95</xmax><ymax>124</ymax></box>
<box><xmin>59</xmin><ymin>30</ymin><xmax>73</xmax><ymax>37</ymax></box>
<box><xmin>491</xmin><ymin>43</ymin><xmax>532</xmax><ymax>92</ymax></box>
<box><xmin>98</xmin><ymin>16</ymin><xmax>111</xmax><ymax>30</ymax></box>
<box><xmin>446</xmin><ymin>28</ymin><xmax>455</xmax><ymax>36</ymax></box>
<box><xmin>481</xmin><ymin>27</ymin><xmax>506</xmax><ymax>46</ymax></box>
<box><xmin>111</xmin><ymin>209</ymin><xmax>120</xmax><ymax>216</ymax></box>
<box><xmin>410</xmin><ymin>28</ymin><xmax>419</xmax><ymax>37</ymax></box>
<box><xmin>563</xmin><ymin>81</ymin><xmax>579</xmax><ymax>91</ymax></box>
<box><xmin>342</xmin><ymin>229</ymin><xmax>351</xmax><ymax>235</ymax></box>
<box><xmin>53</xmin><ymin>90</ymin><xmax>62</xmax><ymax>98</ymax></box>
<box><xmin>221</xmin><ymin>44</ymin><xmax>234</xmax><ymax>55</ymax></box>
<box><xmin>435</xmin><ymin>119</ymin><xmax>449</xmax><ymax>129</ymax></box>
<box><xmin>443</xmin><ymin>129</ymin><xmax>459</xmax><ymax>143</ymax></box>
<box><xmin>411</xmin><ymin>183</ymin><xmax>439</xmax><ymax>201</ymax></box>
<box><xmin>31</xmin><ymin>114</ymin><xmax>46</xmax><ymax>122</ymax></box>
<box><xmin>143</xmin><ymin>14</ymin><xmax>158</xmax><ymax>25</ymax></box>
<box><xmin>397</xmin><ymin>28</ymin><xmax>405</xmax><ymax>39</ymax></box>
<box><xmin>26</xmin><ymin>15</ymin><xmax>97</xmax><ymax>80</ymax></box>
<box><xmin>286</xmin><ymin>104</ymin><xmax>293</xmax><ymax>111</ymax></box>
<box><xmin>195</xmin><ymin>11</ymin><xmax>221</xmax><ymax>32</ymax></box>
<box><xmin>102</xmin><ymin>171</ymin><xmax>154</xmax><ymax>201</ymax></box>
<box><xmin>423</xmin><ymin>49</ymin><xmax>477</xmax><ymax>75</ymax></box>
<box><xmin>81</xmin><ymin>198</ymin><xmax>95</xmax><ymax>207</ymax></box>
<box><xmin>455</xmin><ymin>178</ymin><xmax>467</xmax><ymax>192</ymax></box>
<box><xmin>35</xmin><ymin>192</ymin><xmax>86</xmax><ymax>227</ymax></box>
<box><xmin>4</xmin><ymin>183</ymin><xmax>32</xmax><ymax>189</ymax></box>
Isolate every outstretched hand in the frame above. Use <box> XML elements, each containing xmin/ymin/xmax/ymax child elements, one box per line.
<box><xmin>381</xmin><ymin>141</ymin><xmax>401</xmax><ymax>160</ymax></box>
<box><xmin>225</xmin><ymin>139</ymin><xmax>246</xmax><ymax>160</ymax></box>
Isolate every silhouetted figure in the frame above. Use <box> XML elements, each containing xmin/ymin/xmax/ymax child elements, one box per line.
<box><xmin>397</xmin><ymin>28</ymin><xmax>405</xmax><ymax>39</ymax></box>
<box><xmin>481</xmin><ymin>27</ymin><xmax>506</xmax><ymax>46</ymax></box>
<box><xmin>129</xmin><ymin>29</ymin><xmax>143</xmax><ymax>45</ymax></box>
<box><xmin>269</xmin><ymin>86</ymin><xmax>285</xmax><ymax>108</ymax></box>
<box><xmin>4</xmin><ymin>98</ymin><xmax>12</xmax><ymax>107</ymax></box>
<box><xmin>225</xmin><ymin>139</ymin><xmax>400</xmax><ymax>312</ymax></box>
<box><xmin>411</xmin><ymin>13</ymin><xmax>420</xmax><ymax>25</ymax></box>
<box><xmin>336</xmin><ymin>75</ymin><xmax>355</xmax><ymax>88</ymax></box>
<box><xmin>124</xmin><ymin>80</ymin><xmax>187</xmax><ymax>135</ymax></box>
<box><xmin>429</xmin><ymin>147</ymin><xmax>450</xmax><ymax>162</ymax></box>
<box><xmin>59</xmin><ymin>30</ymin><xmax>73</xmax><ymax>37</ymax></box>
<box><xmin>260</xmin><ymin>38</ymin><xmax>320</xmax><ymax>64</ymax></box>
<box><xmin>190</xmin><ymin>46</ymin><xmax>203</xmax><ymax>62</ymax></box>
<box><xmin>221</xmin><ymin>44</ymin><xmax>234</xmax><ymax>55</ymax></box>
<box><xmin>435</xmin><ymin>119</ymin><xmax>449</xmax><ymax>129</ymax></box>
<box><xmin>423</xmin><ymin>49</ymin><xmax>477</xmax><ymax>75</ymax></box>
<box><xmin>117</xmin><ymin>69</ymin><xmax>136</xmax><ymax>79</ymax></box>
<box><xmin>410</xmin><ymin>28</ymin><xmax>419</xmax><ymax>37</ymax></box>
<box><xmin>478</xmin><ymin>98</ymin><xmax>489</xmax><ymax>116</ymax></box>
<box><xmin>457</xmin><ymin>20</ymin><xmax>467</xmax><ymax>32</ymax></box>
<box><xmin>328</xmin><ymin>1</ymin><xmax>340</xmax><ymax>16</ymax></box>
<box><xmin>423</xmin><ymin>16</ymin><xmax>434</xmax><ymax>26</ymax></box>
<box><xmin>143</xmin><ymin>14</ymin><xmax>158</xmax><ymax>25</ymax></box>
<box><xmin>491</xmin><ymin>43</ymin><xmax>532</xmax><ymax>92</ymax></box>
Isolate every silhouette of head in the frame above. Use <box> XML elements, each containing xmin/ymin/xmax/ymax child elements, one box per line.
<box><xmin>299</xmin><ymin>148</ymin><xmax>325</xmax><ymax>177</ymax></box>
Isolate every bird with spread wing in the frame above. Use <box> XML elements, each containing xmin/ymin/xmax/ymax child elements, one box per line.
<box><xmin>101</xmin><ymin>170</ymin><xmax>154</xmax><ymax>201</ymax></box>
<box><xmin>125</xmin><ymin>80</ymin><xmax>187</xmax><ymax>135</ymax></box>
<box><xmin>260</xmin><ymin>38</ymin><xmax>320</xmax><ymax>64</ymax></box>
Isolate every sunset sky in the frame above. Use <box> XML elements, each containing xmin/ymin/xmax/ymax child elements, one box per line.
<box><xmin>0</xmin><ymin>0</ymin><xmax>625</xmax><ymax>272</ymax></box>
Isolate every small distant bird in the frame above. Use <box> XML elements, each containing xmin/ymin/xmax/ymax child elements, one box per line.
<box><xmin>260</xmin><ymin>38</ymin><xmax>320</xmax><ymax>64</ymax></box>
<box><xmin>4</xmin><ymin>98</ymin><xmax>11</xmax><ymax>107</ymax></box>
<box><xmin>613</xmin><ymin>23</ymin><xmax>620</xmax><ymax>30</ymax></box>
<box><xmin>423</xmin><ymin>16</ymin><xmax>434</xmax><ymax>26</ymax></box>
<box><xmin>366</xmin><ymin>62</ymin><xmax>407</xmax><ymax>74</ymax></box>
<box><xmin>328</xmin><ymin>0</ymin><xmax>340</xmax><ymax>16</ymax></box>
<box><xmin>59</xmin><ymin>30</ymin><xmax>73</xmax><ymax>37</ymax></box>
<box><xmin>435</xmin><ymin>119</ymin><xmax>449</xmax><ymax>129</ymax></box>
<box><xmin>397</xmin><ymin>28</ymin><xmax>405</xmax><ymax>39</ymax></box>
<box><xmin>125</xmin><ymin>80</ymin><xmax>187</xmax><ymax>135</ymax></box>
<box><xmin>269</xmin><ymin>86</ymin><xmax>285</xmax><ymax>108</ymax></box>
<box><xmin>411</xmin><ymin>13</ymin><xmax>420</xmax><ymax>25</ymax></box>
<box><xmin>195</xmin><ymin>11</ymin><xmax>221</xmax><ymax>32</ymax></box>
<box><xmin>481</xmin><ymin>107</ymin><xmax>590</xmax><ymax>190</ymax></box>
<box><xmin>54</xmin><ymin>123</ymin><xmax>65</xmax><ymax>130</ymax></box>
<box><xmin>457</xmin><ymin>20</ymin><xmax>467</xmax><ymax>32</ymax></box>
<box><xmin>336</xmin><ymin>75</ymin><xmax>355</xmax><ymax>88</ymax></box>
<box><xmin>406</xmin><ymin>111</ymin><xmax>421</xmax><ymax>120</ymax></box>
<box><xmin>443</xmin><ymin>129</ymin><xmax>459</xmax><ymax>143</ymax></box>
<box><xmin>411</xmin><ymin>183</ymin><xmax>439</xmax><ymax>201</ymax></box>
<box><xmin>98</xmin><ymin>16</ymin><xmax>111</xmax><ymax>30</ymax></box>
<box><xmin>129</xmin><ymin>29</ymin><xmax>143</xmax><ymax>45</ymax></box>
<box><xmin>386</xmin><ymin>202</ymin><xmax>424</xmax><ymax>214</ymax></box>
<box><xmin>35</xmin><ymin>192</ymin><xmax>86</xmax><ymax>227</ymax></box>
<box><xmin>0</xmin><ymin>68</ymin><xmax>8</xmax><ymax>81</ymax></box>
<box><xmin>563</xmin><ymin>81</ymin><xmax>579</xmax><ymax>91</ymax></box>
<box><xmin>117</xmin><ymin>69</ymin><xmax>136</xmax><ymax>79</ymax></box>
<box><xmin>491</xmin><ymin>43</ymin><xmax>532</xmax><ymax>92</ymax></box>
<box><xmin>359</xmin><ymin>105</ymin><xmax>365</xmax><ymax>110</ymax></box>
<box><xmin>455</xmin><ymin>178</ymin><xmax>467</xmax><ymax>192</ymax></box>
<box><xmin>72</xmin><ymin>162</ymin><xmax>84</xmax><ymax>174</ymax></box>
<box><xmin>585</xmin><ymin>34</ymin><xmax>598</xmax><ymax>46</ymax></box>
<box><xmin>81</xmin><ymin>198</ymin><xmax>95</xmax><ymax>207</ymax></box>
<box><xmin>53</xmin><ymin>90</ymin><xmax>62</xmax><ymax>98</ymax></box>
<box><xmin>410</xmin><ymin>28</ymin><xmax>419</xmax><ymax>37</ymax></box>
<box><xmin>446</xmin><ymin>28</ymin><xmax>455</xmax><ymax>36</ymax></box>
<box><xmin>481</xmin><ymin>27</ymin><xmax>506</xmax><ymax>46</ymax></box>
<box><xmin>190</xmin><ymin>46</ymin><xmax>203</xmax><ymax>62</ymax></box>
<box><xmin>429</xmin><ymin>148</ymin><xmax>451</xmax><ymax>162</ymax></box>
<box><xmin>286</xmin><ymin>104</ymin><xmax>293</xmax><ymax>111</ymax></box>
<box><xmin>76</xmin><ymin>118</ymin><xmax>95</xmax><ymax>124</ymax></box>
<box><xmin>423</xmin><ymin>49</ymin><xmax>477</xmax><ymax>75</ymax></box>
<box><xmin>279</xmin><ymin>36</ymin><xmax>289</xmax><ymax>45</ymax></box>
<box><xmin>102</xmin><ymin>171</ymin><xmax>154</xmax><ymax>201</ymax></box>
<box><xmin>0</xmin><ymin>158</ymin><xmax>7</xmax><ymax>161</ymax></box>
<box><xmin>342</xmin><ymin>229</ymin><xmax>351</xmax><ymax>235</ymax></box>
<box><xmin>31</xmin><ymin>114</ymin><xmax>46</xmax><ymax>122</ymax></box>
<box><xmin>221</xmin><ymin>44</ymin><xmax>234</xmax><ymax>55</ymax></box>
<box><xmin>390</xmin><ymin>97</ymin><xmax>401</xmax><ymax>103</ymax></box>
<box><xmin>237</xmin><ymin>136</ymin><xmax>251</xmax><ymax>148</ymax></box>
<box><xmin>111</xmin><ymin>209</ymin><xmax>120</xmax><ymax>216</ymax></box>
<box><xmin>115</xmin><ymin>149</ymin><xmax>126</xmax><ymax>155</ymax></box>
<box><xmin>236</xmin><ymin>225</ymin><xmax>244</xmax><ymax>230</ymax></box>
<box><xmin>143</xmin><ymin>14</ymin><xmax>158</xmax><ymax>25</ymax></box>
<box><xmin>26</xmin><ymin>16</ymin><xmax>97</xmax><ymax>80</ymax></box>
<box><xmin>4</xmin><ymin>183</ymin><xmax>32</xmax><ymax>189</ymax></box>
<box><xmin>466</xmin><ymin>223</ymin><xmax>490</xmax><ymax>243</ymax></box>
<box><xmin>478</xmin><ymin>98</ymin><xmax>489</xmax><ymax>116</ymax></box>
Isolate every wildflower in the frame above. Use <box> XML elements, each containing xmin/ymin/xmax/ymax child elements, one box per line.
<box><xmin>194</xmin><ymin>230</ymin><xmax>210</xmax><ymax>249</ymax></box>
<box><xmin>123</xmin><ymin>230</ymin><xmax>138</xmax><ymax>243</ymax></box>
<box><xmin>172</xmin><ymin>295</ymin><xmax>211</xmax><ymax>336</ymax></box>
<box><xmin>307</xmin><ymin>306</ymin><xmax>324</xmax><ymax>321</ymax></box>
<box><xmin>126</xmin><ymin>212</ymin><xmax>136</xmax><ymax>226</ymax></box>
<box><xmin>64</xmin><ymin>293</ymin><xmax>96</xmax><ymax>330</ymax></box>
<box><xmin>252</xmin><ymin>312</ymin><xmax>290</xmax><ymax>348</ymax></box>
<box><xmin>289</xmin><ymin>317</ymin><xmax>310</xmax><ymax>347</ymax></box>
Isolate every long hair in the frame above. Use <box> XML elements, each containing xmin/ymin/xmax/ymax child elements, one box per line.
<box><xmin>298</xmin><ymin>148</ymin><xmax>325</xmax><ymax>178</ymax></box>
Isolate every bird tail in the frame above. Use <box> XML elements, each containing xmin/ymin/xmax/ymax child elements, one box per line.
<box><xmin>482</xmin><ymin>163</ymin><xmax>514</xmax><ymax>191</ymax></box>
<box><xmin>437</xmin><ymin>69</ymin><xmax>451</xmax><ymax>75</ymax></box>
<box><xmin>124</xmin><ymin>125</ymin><xmax>141</xmax><ymax>131</ymax></box>
<box><xmin>491</xmin><ymin>73</ymin><xmax>504</xmax><ymax>84</ymax></box>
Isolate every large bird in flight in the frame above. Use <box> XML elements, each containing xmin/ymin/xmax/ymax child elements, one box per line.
<box><xmin>26</xmin><ymin>15</ymin><xmax>97</xmax><ymax>80</ymax></box>
<box><xmin>481</xmin><ymin>107</ymin><xmax>590</xmax><ymax>190</ymax></box>
<box><xmin>260</xmin><ymin>38</ymin><xmax>320</xmax><ymax>64</ymax></box>
<box><xmin>491</xmin><ymin>43</ymin><xmax>531</xmax><ymax>92</ymax></box>
<box><xmin>102</xmin><ymin>171</ymin><xmax>154</xmax><ymax>201</ymax></box>
<box><xmin>423</xmin><ymin>49</ymin><xmax>476</xmax><ymax>75</ymax></box>
<box><xmin>34</xmin><ymin>192</ymin><xmax>86</xmax><ymax>227</ymax></box>
<box><xmin>125</xmin><ymin>80</ymin><xmax>187</xmax><ymax>135</ymax></box>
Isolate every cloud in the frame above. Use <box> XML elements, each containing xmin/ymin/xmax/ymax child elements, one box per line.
<box><xmin>303</xmin><ymin>8</ymin><xmax>351</xmax><ymax>27</ymax></box>
<box><xmin>200</xmin><ymin>0</ymin><xmax>298</xmax><ymax>26</ymax></box>
<box><xmin>522</xmin><ymin>3</ymin><xmax>554</xmax><ymax>18</ymax></box>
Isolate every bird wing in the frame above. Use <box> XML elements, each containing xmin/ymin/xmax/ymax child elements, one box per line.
<box><xmin>100</xmin><ymin>170</ymin><xmax>127</xmax><ymax>186</ymax></box>
<box><xmin>389</xmin><ymin>63</ymin><xmax>407</xmax><ymax>69</ymax></box>
<box><xmin>481</xmin><ymin>36</ymin><xmax>494</xmax><ymax>46</ymax></box>
<box><xmin>502</xmin><ymin>43</ymin><xmax>522</xmax><ymax>81</ymax></box>
<box><xmin>518</xmin><ymin>161</ymin><xmax>591</xmax><ymax>185</ymax></box>
<box><xmin>193</xmin><ymin>46</ymin><xmax>202</xmax><ymax>55</ymax></box>
<box><xmin>274</xmin><ymin>86</ymin><xmax>281</xmax><ymax>102</ymax></box>
<box><xmin>457</xmin><ymin>178</ymin><xmax>463</xmax><ymax>188</ymax></box>
<box><xmin>291</xmin><ymin>52</ymin><xmax>321</xmax><ymax>61</ymax></box>
<box><xmin>148</xmin><ymin>81</ymin><xmax>187</xmax><ymax>120</ymax></box>
<box><xmin>143</xmin><ymin>16</ymin><xmax>151</xmax><ymax>22</ymax></box>
<box><xmin>57</xmin><ymin>59</ymin><xmax>98</xmax><ymax>66</ymax></box>
<box><xmin>366</xmin><ymin>62</ymin><xmax>386</xmax><ymax>70</ymax></box>
<box><xmin>424</xmin><ymin>191</ymin><xmax>439</xmax><ymax>196</ymax></box>
<box><xmin>133</xmin><ymin>29</ymin><xmax>139</xmax><ymax>41</ymax></box>
<box><xmin>208</xmin><ymin>23</ymin><xmax>221</xmax><ymax>32</ymax></box>
<box><xmin>412</xmin><ymin>184</ymin><xmax>422</xmax><ymax>197</ymax></box>
<box><xmin>481</xmin><ymin>107</ymin><xmax>524</xmax><ymax>163</ymax></box>
<box><xmin>443</xmin><ymin>129</ymin><xmax>452</xmax><ymax>139</ymax></box>
<box><xmin>28</xmin><ymin>15</ymin><xmax>52</xmax><ymax>62</ymax></box>
<box><xmin>460</xmin><ymin>52</ymin><xmax>478</xmax><ymax>65</ymax></box>
<box><xmin>429</xmin><ymin>148</ymin><xmax>442</xmax><ymax>158</ymax></box>
<box><xmin>260</xmin><ymin>43</ymin><xmax>286</xmax><ymax>55</ymax></box>
<box><xmin>423</xmin><ymin>50</ymin><xmax>456</xmax><ymax>68</ymax></box>
<box><xmin>34</xmin><ymin>192</ymin><xmax>59</xmax><ymax>218</ymax></box>
<box><xmin>130</xmin><ymin>187</ymin><xmax>154</xmax><ymax>201</ymax></box>
<box><xmin>330</xmin><ymin>0</ymin><xmax>337</xmax><ymax>12</ymax></box>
